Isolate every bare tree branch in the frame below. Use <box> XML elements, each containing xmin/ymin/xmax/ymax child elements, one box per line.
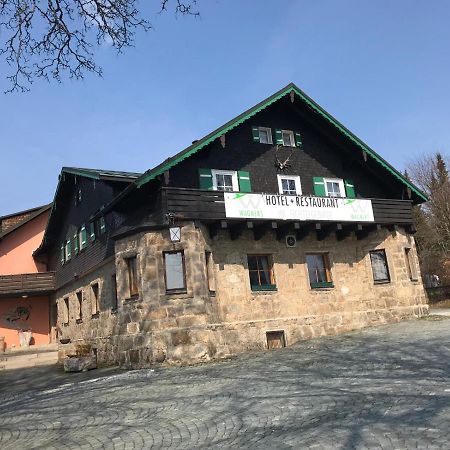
<box><xmin>0</xmin><ymin>0</ymin><xmax>199</xmax><ymax>92</ymax></box>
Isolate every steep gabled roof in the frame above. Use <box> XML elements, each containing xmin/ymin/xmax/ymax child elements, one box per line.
<box><xmin>0</xmin><ymin>204</ymin><xmax>51</xmax><ymax>240</ymax></box>
<box><xmin>62</xmin><ymin>167</ymin><xmax>141</xmax><ymax>182</ymax></box>
<box><xmin>134</xmin><ymin>82</ymin><xmax>427</xmax><ymax>202</ymax></box>
<box><xmin>34</xmin><ymin>167</ymin><xmax>141</xmax><ymax>256</ymax></box>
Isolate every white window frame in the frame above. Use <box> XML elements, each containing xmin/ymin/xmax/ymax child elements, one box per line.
<box><xmin>323</xmin><ymin>178</ymin><xmax>345</xmax><ymax>198</ymax></box>
<box><xmin>277</xmin><ymin>175</ymin><xmax>302</xmax><ymax>195</ymax></box>
<box><xmin>211</xmin><ymin>169</ymin><xmax>239</xmax><ymax>192</ymax></box>
<box><xmin>258</xmin><ymin>127</ymin><xmax>273</xmax><ymax>144</ymax></box>
<box><xmin>281</xmin><ymin>130</ymin><xmax>295</xmax><ymax>147</ymax></box>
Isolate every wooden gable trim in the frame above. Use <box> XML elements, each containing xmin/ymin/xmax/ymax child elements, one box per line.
<box><xmin>134</xmin><ymin>83</ymin><xmax>427</xmax><ymax>203</ymax></box>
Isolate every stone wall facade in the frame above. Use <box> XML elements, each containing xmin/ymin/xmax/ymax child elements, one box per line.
<box><xmin>56</xmin><ymin>222</ymin><xmax>428</xmax><ymax>368</ymax></box>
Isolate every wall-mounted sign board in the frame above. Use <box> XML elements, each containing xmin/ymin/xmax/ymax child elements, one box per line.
<box><xmin>224</xmin><ymin>193</ymin><xmax>374</xmax><ymax>222</ymax></box>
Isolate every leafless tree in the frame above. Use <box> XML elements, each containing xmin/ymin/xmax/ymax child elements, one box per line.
<box><xmin>408</xmin><ymin>152</ymin><xmax>450</xmax><ymax>283</ymax></box>
<box><xmin>0</xmin><ymin>0</ymin><xmax>199</xmax><ymax>92</ymax></box>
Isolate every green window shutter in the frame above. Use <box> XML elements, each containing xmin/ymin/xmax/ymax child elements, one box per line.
<box><xmin>90</xmin><ymin>222</ymin><xmax>96</xmax><ymax>241</ymax></box>
<box><xmin>238</xmin><ymin>171</ymin><xmax>252</xmax><ymax>192</ymax></box>
<box><xmin>66</xmin><ymin>240</ymin><xmax>71</xmax><ymax>260</ymax></box>
<box><xmin>344</xmin><ymin>180</ymin><xmax>356</xmax><ymax>198</ymax></box>
<box><xmin>275</xmin><ymin>129</ymin><xmax>283</xmax><ymax>145</ymax></box>
<box><xmin>60</xmin><ymin>244</ymin><xmax>65</xmax><ymax>265</ymax></box>
<box><xmin>294</xmin><ymin>131</ymin><xmax>303</xmax><ymax>148</ymax></box>
<box><xmin>313</xmin><ymin>177</ymin><xmax>326</xmax><ymax>196</ymax></box>
<box><xmin>81</xmin><ymin>225</ymin><xmax>87</xmax><ymax>249</ymax></box>
<box><xmin>73</xmin><ymin>233</ymin><xmax>79</xmax><ymax>254</ymax></box>
<box><xmin>100</xmin><ymin>216</ymin><xmax>106</xmax><ymax>234</ymax></box>
<box><xmin>251</xmin><ymin>126</ymin><xmax>260</xmax><ymax>143</ymax></box>
<box><xmin>198</xmin><ymin>168</ymin><xmax>213</xmax><ymax>190</ymax></box>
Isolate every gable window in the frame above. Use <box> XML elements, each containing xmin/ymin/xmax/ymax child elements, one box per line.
<box><xmin>370</xmin><ymin>249</ymin><xmax>390</xmax><ymax>283</ymax></box>
<box><xmin>78</xmin><ymin>225</ymin><xmax>87</xmax><ymax>251</ymax></box>
<box><xmin>306</xmin><ymin>253</ymin><xmax>333</xmax><ymax>288</ymax></box>
<box><xmin>65</xmin><ymin>240</ymin><xmax>72</xmax><ymax>262</ymax></box>
<box><xmin>404</xmin><ymin>248</ymin><xmax>418</xmax><ymax>281</ymax></box>
<box><xmin>282</xmin><ymin>130</ymin><xmax>295</xmax><ymax>147</ymax></box>
<box><xmin>211</xmin><ymin>169</ymin><xmax>239</xmax><ymax>192</ymax></box>
<box><xmin>126</xmin><ymin>256</ymin><xmax>139</xmax><ymax>298</ymax></box>
<box><xmin>76</xmin><ymin>291</ymin><xmax>83</xmax><ymax>322</ymax></box>
<box><xmin>247</xmin><ymin>255</ymin><xmax>276</xmax><ymax>291</ymax></box>
<box><xmin>277</xmin><ymin>175</ymin><xmax>302</xmax><ymax>195</ymax></box>
<box><xmin>324</xmin><ymin>178</ymin><xmax>345</xmax><ymax>198</ymax></box>
<box><xmin>164</xmin><ymin>251</ymin><xmax>187</xmax><ymax>293</ymax></box>
<box><xmin>91</xmin><ymin>283</ymin><xmax>100</xmax><ymax>316</ymax></box>
<box><xmin>252</xmin><ymin>126</ymin><xmax>273</xmax><ymax>144</ymax></box>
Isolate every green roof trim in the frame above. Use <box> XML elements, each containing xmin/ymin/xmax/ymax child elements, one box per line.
<box><xmin>135</xmin><ymin>83</ymin><xmax>427</xmax><ymax>202</ymax></box>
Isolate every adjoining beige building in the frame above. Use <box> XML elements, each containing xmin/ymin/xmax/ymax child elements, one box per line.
<box><xmin>39</xmin><ymin>84</ymin><xmax>428</xmax><ymax>367</ymax></box>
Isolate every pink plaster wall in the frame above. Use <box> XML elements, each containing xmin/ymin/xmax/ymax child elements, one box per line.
<box><xmin>0</xmin><ymin>211</ymin><xmax>49</xmax><ymax>275</ymax></box>
<box><xmin>0</xmin><ymin>296</ymin><xmax>50</xmax><ymax>349</ymax></box>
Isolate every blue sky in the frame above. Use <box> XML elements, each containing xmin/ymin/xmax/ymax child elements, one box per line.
<box><xmin>1</xmin><ymin>0</ymin><xmax>449</xmax><ymax>215</ymax></box>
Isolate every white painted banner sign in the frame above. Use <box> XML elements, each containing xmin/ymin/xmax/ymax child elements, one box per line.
<box><xmin>224</xmin><ymin>193</ymin><xmax>374</xmax><ymax>222</ymax></box>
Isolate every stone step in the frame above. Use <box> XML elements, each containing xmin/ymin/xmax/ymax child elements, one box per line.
<box><xmin>1</xmin><ymin>350</ymin><xmax>58</xmax><ymax>371</ymax></box>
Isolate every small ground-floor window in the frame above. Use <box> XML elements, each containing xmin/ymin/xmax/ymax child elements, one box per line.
<box><xmin>247</xmin><ymin>254</ymin><xmax>276</xmax><ymax>291</ymax></box>
<box><xmin>125</xmin><ymin>256</ymin><xmax>139</xmax><ymax>298</ymax></box>
<box><xmin>63</xmin><ymin>297</ymin><xmax>69</xmax><ymax>325</ymax></box>
<box><xmin>404</xmin><ymin>247</ymin><xmax>418</xmax><ymax>281</ymax></box>
<box><xmin>111</xmin><ymin>274</ymin><xmax>118</xmax><ymax>311</ymax></box>
<box><xmin>76</xmin><ymin>291</ymin><xmax>83</xmax><ymax>322</ymax></box>
<box><xmin>164</xmin><ymin>251</ymin><xmax>187</xmax><ymax>293</ymax></box>
<box><xmin>306</xmin><ymin>253</ymin><xmax>333</xmax><ymax>288</ymax></box>
<box><xmin>370</xmin><ymin>249</ymin><xmax>390</xmax><ymax>283</ymax></box>
<box><xmin>91</xmin><ymin>283</ymin><xmax>100</xmax><ymax>316</ymax></box>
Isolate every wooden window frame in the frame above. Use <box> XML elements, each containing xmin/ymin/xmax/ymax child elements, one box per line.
<box><xmin>306</xmin><ymin>253</ymin><xmax>333</xmax><ymax>289</ymax></box>
<box><xmin>369</xmin><ymin>249</ymin><xmax>391</xmax><ymax>284</ymax></box>
<box><xmin>281</xmin><ymin>129</ymin><xmax>295</xmax><ymax>147</ymax></box>
<box><xmin>323</xmin><ymin>178</ymin><xmax>345</xmax><ymax>198</ymax></box>
<box><xmin>163</xmin><ymin>250</ymin><xmax>187</xmax><ymax>294</ymax></box>
<box><xmin>247</xmin><ymin>254</ymin><xmax>277</xmax><ymax>291</ymax></box>
<box><xmin>125</xmin><ymin>256</ymin><xmax>139</xmax><ymax>298</ymax></box>
<box><xmin>277</xmin><ymin>174</ymin><xmax>302</xmax><ymax>195</ymax></box>
<box><xmin>211</xmin><ymin>169</ymin><xmax>239</xmax><ymax>192</ymax></box>
<box><xmin>404</xmin><ymin>247</ymin><xmax>418</xmax><ymax>281</ymax></box>
<box><xmin>258</xmin><ymin>127</ymin><xmax>273</xmax><ymax>144</ymax></box>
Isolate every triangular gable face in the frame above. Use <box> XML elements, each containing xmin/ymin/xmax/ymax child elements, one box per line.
<box><xmin>135</xmin><ymin>83</ymin><xmax>427</xmax><ymax>204</ymax></box>
<box><xmin>35</xmin><ymin>168</ymin><xmax>140</xmax><ymax>255</ymax></box>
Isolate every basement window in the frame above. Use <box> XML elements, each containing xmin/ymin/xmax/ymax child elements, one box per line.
<box><xmin>370</xmin><ymin>249</ymin><xmax>390</xmax><ymax>283</ymax></box>
<box><xmin>164</xmin><ymin>251</ymin><xmax>187</xmax><ymax>293</ymax></box>
<box><xmin>306</xmin><ymin>253</ymin><xmax>333</xmax><ymax>288</ymax></box>
<box><xmin>266</xmin><ymin>330</ymin><xmax>286</xmax><ymax>349</ymax></box>
<box><xmin>247</xmin><ymin>255</ymin><xmax>276</xmax><ymax>291</ymax></box>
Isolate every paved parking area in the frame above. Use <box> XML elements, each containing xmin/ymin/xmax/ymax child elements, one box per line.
<box><xmin>0</xmin><ymin>317</ymin><xmax>449</xmax><ymax>449</ymax></box>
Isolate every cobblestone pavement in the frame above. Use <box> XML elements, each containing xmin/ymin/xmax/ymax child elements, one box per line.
<box><xmin>1</xmin><ymin>318</ymin><xmax>449</xmax><ymax>449</ymax></box>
